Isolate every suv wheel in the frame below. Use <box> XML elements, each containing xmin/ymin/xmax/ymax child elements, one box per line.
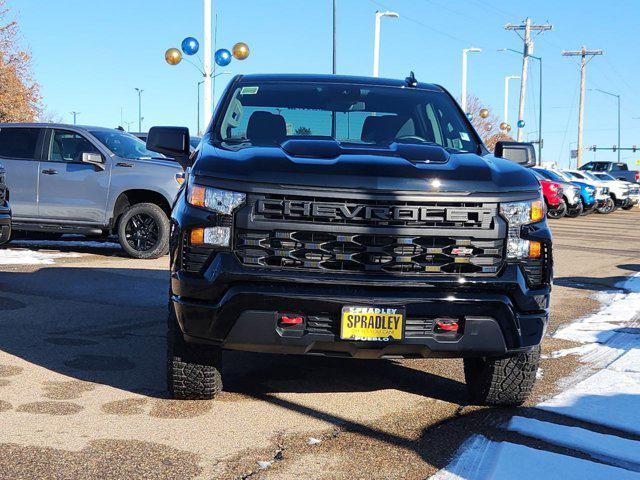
<box><xmin>565</xmin><ymin>200</ymin><xmax>583</xmax><ymax>218</ymax></box>
<box><xmin>463</xmin><ymin>346</ymin><xmax>540</xmax><ymax>406</ymax></box>
<box><xmin>547</xmin><ymin>200</ymin><xmax>567</xmax><ymax>219</ymax></box>
<box><xmin>117</xmin><ymin>203</ymin><xmax>169</xmax><ymax>259</ymax></box>
<box><xmin>167</xmin><ymin>306</ymin><xmax>223</xmax><ymax>400</ymax></box>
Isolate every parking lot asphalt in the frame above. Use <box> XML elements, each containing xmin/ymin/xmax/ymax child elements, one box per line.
<box><xmin>0</xmin><ymin>209</ymin><xmax>639</xmax><ymax>480</ymax></box>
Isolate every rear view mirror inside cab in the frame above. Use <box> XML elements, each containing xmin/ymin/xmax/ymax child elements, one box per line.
<box><xmin>494</xmin><ymin>141</ymin><xmax>537</xmax><ymax>167</ymax></box>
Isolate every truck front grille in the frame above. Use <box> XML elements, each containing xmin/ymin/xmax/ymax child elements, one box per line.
<box><xmin>235</xmin><ymin>230</ymin><xmax>503</xmax><ymax>275</ymax></box>
<box><xmin>0</xmin><ymin>173</ymin><xmax>5</xmax><ymax>205</ymax></box>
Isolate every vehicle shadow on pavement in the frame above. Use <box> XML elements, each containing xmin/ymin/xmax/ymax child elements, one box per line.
<box><xmin>554</xmin><ymin>271</ymin><xmax>639</xmax><ymax>293</ymax></box>
<box><xmin>0</xmin><ymin>266</ymin><xmax>468</xmax><ymax>404</ymax></box>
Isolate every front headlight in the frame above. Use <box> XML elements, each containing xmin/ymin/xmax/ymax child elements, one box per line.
<box><xmin>500</xmin><ymin>198</ymin><xmax>545</xmax><ymax>260</ymax></box>
<box><xmin>186</xmin><ymin>184</ymin><xmax>246</xmax><ymax>248</ymax></box>
<box><xmin>187</xmin><ymin>184</ymin><xmax>246</xmax><ymax>214</ymax></box>
<box><xmin>500</xmin><ymin>199</ymin><xmax>546</xmax><ymax>226</ymax></box>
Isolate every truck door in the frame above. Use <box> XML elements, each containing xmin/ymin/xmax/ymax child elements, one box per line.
<box><xmin>37</xmin><ymin>128</ymin><xmax>111</xmax><ymax>224</ymax></box>
<box><xmin>0</xmin><ymin>126</ymin><xmax>44</xmax><ymax>220</ymax></box>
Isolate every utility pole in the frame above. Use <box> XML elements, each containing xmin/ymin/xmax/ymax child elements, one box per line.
<box><xmin>505</xmin><ymin>18</ymin><xmax>552</xmax><ymax>142</ymax></box>
<box><xmin>197</xmin><ymin>80</ymin><xmax>204</xmax><ymax>135</ymax></box>
<box><xmin>332</xmin><ymin>0</ymin><xmax>337</xmax><ymax>74</ymax></box>
<box><xmin>70</xmin><ymin>111</ymin><xmax>80</xmax><ymax>125</ymax></box>
<box><xmin>203</xmin><ymin>0</ymin><xmax>212</xmax><ymax>123</ymax></box>
<box><xmin>134</xmin><ymin>88</ymin><xmax>143</xmax><ymax>132</ymax></box>
<box><xmin>562</xmin><ymin>46</ymin><xmax>603</xmax><ymax>167</ymax></box>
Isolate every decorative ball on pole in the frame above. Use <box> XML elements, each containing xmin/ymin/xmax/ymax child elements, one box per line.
<box><xmin>181</xmin><ymin>37</ymin><xmax>200</xmax><ymax>56</ymax></box>
<box><xmin>165</xmin><ymin>48</ymin><xmax>183</xmax><ymax>65</ymax></box>
<box><xmin>479</xmin><ymin>108</ymin><xmax>489</xmax><ymax>119</ymax></box>
<box><xmin>214</xmin><ymin>48</ymin><xmax>232</xmax><ymax>67</ymax></box>
<box><xmin>232</xmin><ymin>42</ymin><xmax>250</xmax><ymax>60</ymax></box>
<box><xmin>517</xmin><ymin>120</ymin><xmax>525</xmax><ymax>128</ymax></box>
<box><xmin>499</xmin><ymin>122</ymin><xmax>508</xmax><ymax>131</ymax></box>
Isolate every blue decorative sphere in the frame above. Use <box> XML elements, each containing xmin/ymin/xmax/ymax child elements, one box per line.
<box><xmin>215</xmin><ymin>48</ymin><xmax>232</xmax><ymax>66</ymax></box>
<box><xmin>181</xmin><ymin>37</ymin><xmax>199</xmax><ymax>56</ymax></box>
<box><xmin>517</xmin><ymin>120</ymin><xmax>525</xmax><ymax>128</ymax></box>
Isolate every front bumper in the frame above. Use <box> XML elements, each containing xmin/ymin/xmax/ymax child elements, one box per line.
<box><xmin>0</xmin><ymin>203</ymin><xmax>11</xmax><ymax>244</ymax></box>
<box><xmin>170</xmin><ymin>247</ymin><xmax>551</xmax><ymax>360</ymax></box>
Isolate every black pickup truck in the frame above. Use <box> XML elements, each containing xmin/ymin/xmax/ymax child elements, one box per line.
<box><xmin>580</xmin><ymin>161</ymin><xmax>640</xmax><ymax>184</ymax></box>
<box><xmin>148</xmin><ymin>74</ymin><xmax>552</xmax><ymax>406</ymax></box>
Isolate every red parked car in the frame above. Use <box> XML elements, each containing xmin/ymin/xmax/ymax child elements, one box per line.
<box><xmin>531</xmin><ymin>170</ymin><xmax>565</xmax><ymax>218</ymax></box>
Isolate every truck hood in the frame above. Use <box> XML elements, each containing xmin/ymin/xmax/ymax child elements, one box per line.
<box><xmin>192</xmin><ymin>142</ymin><xmax>539</xmax><ymax>195</ymax></box>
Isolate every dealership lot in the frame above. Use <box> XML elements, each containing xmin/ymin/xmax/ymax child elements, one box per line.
<box><xmin>0</xmin><ymin>210</ymin><xmax>638</xmax><ymax>479</ymax></box>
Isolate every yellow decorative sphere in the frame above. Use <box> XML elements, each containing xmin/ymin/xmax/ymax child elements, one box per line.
<box><xmin>479</xmin><ymin>108</ymin><xmax>489</xmax><ymax>119</ymax></box>
<box><xmin>165</xmin><ymin>48</ymin><xmax>182</xmax><ymax>65</ymax></box>
<box><xmin>232</xmin><ymin>42</ymin><xmax>250</xmax><ymax>60</ymax></box>
<box><xmin>506</xmin><ymin>124</ymin><xmax>512</xmax><ymax>132</ymax></box>
<box><xmin>499</xmin><ymin>122</ymin><xmax>508</xmax><ymax>131</ymax></box>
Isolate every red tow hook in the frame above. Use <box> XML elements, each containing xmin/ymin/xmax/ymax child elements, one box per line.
<box><xmin>280</xmin><ymin>315</ymin><xmax>304</xmax><ymax>326</ymax></box>
<box><xmin>435</xmin><ymin>318</ymin><xmax>459</xmax><ymax>333</ymax></box>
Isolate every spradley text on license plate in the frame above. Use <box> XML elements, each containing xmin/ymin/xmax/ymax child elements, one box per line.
<box><xmin>340</xmin><ymin>306</ymin><xmax>404</xmax><ymax>341</ymax></box>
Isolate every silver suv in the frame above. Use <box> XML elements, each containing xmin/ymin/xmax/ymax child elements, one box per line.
<box><xmin>0</xmin><ymin>123</ymin><xmax>184</xmax><ymax>258</ymax></box>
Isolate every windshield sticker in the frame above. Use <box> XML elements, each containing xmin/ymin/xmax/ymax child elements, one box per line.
<box><xmin>240</xmin><ymin>86</ymin><xmax>259</xmax><ymax>95</ymax></box>
<box><xmin>460</xmin><ymin>132</ymin><xmax>470</xmax><ymax>141</ymax></box>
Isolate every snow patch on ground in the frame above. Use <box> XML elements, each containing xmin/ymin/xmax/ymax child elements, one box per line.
<box><xmin>431</xmin><ymin>435</ymin><xmax>640</xmax><ymax>480</ymax></box>
<box><xmin>0</xmin><ymin>249</ymin><xmax>82</xmax><ymax>265</ymax></box>
<box><xmin>430</xmin><ymin>272</ymin><xmax>640</xmax><ymax>479</ymax></box>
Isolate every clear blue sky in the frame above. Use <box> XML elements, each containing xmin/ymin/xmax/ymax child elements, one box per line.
<box><xmin>8</xmin><ymin>0</ymin><xmax>640</xmax><ymax>168</ymax></box>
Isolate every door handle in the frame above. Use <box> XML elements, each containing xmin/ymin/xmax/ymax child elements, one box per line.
<box><xmin>41</xmin><ymin>169</ymin><xmax>59</xmax><ymax>175</ymax></box>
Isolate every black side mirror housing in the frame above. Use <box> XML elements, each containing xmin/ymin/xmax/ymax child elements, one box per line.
<box><xmin>494</xmin><ymin>141</ymin><xmax>537</xmax><ymax>167</ymax></box>
<box><xmin>146</xmin><ymin>126</ymin><xmax>190</xmax><ymax>168</ymax></box>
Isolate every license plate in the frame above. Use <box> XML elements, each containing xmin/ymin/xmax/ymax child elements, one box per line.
<box><xmin>340</xmin><ymin>306</ymin><xmax>404</xmax><ymax>341</ymax></box>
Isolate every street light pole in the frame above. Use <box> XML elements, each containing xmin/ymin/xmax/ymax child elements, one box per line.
<box><xmin>203</xmin><ymin>0</ymin><xmax>212</xmax><ymax>124</ymax></box>
<box><xmin>134</xmin><ymin>88</ymin><xmax>143</xmax><ymax>132</ymax></box>
<box><xmin>594</xmin><ymin>88</ymin><xmax>621</xmax><ymax>163</ymax></box>
<box><xmin>70</xmin><ymin>111</ymin><xmax>80</xmax><ymax>125</ymax></box>
<box><xmin>461</xmin><ymin>47</ymin><xmax>481</xmax><ymax>113</ymax></box>
<box><xmin>197</xmin><ymin>80</ymin><xmax>204</xmax><ymax>135</ymax></box>
<box><xmin>372</xmin><ymin>10</ymin><xmax>399</xmax><ymax>77</ymax></box>
<box><xmin>503</xmin><ymin>75</ymin><xmax>520</xmax><ymax>124</ymax></box>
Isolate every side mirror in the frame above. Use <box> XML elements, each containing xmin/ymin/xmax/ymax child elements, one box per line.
<box><xmin>494</xmin><ymin>141</ymin><xmax>537</xmax><ymax>167</ymax></box>
<box><xmin>81</xmin><ymin>152</ymin><xmax>105</xmax><ymax>169</ymax></box>
<box><xmin>146</xmin><ymin>126</ymin><xmax>190</xmax><ymax>167</ymax></box>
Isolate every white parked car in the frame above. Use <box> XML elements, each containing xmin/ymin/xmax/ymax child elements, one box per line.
<box><xmin>590</xmin><ymin>172</ymin><xmax>639</xmax><ymax>210</ymax></box>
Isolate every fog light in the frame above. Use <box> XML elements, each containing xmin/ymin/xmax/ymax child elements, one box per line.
<box><xmin>507</xmin><ymin>236</ymin><xmax>530</xmax><ymax>259</ymax></box>
<box><xmin>190</xmin><ymin>226</ymin><xmax>231</xmax><ymax>246</ymax></box>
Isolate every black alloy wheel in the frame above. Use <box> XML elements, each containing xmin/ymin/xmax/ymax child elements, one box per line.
<box><xmin>125</xmin><ymin>213</ymin><xmax>159</xmax><ymax>252</ymax></box>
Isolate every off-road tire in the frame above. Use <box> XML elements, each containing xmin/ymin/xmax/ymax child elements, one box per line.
<box><xmin>622</xmin><ymin>204</ymin><xmax>635</xmax><ymax>211</ymax></box>
<box><xmin>117</xmin><ymin>202</ymin><xmax>170</xmax><ymax>259</ymax></box>
<box><xmin>464</xmin><ymin>345</ymin><xmax>540</xmax><ymax>406</ymax></box>
<box><xmin>167</xmin><ymin>307</ymin><xmax>222</xmax><ymax>400</ymax></box>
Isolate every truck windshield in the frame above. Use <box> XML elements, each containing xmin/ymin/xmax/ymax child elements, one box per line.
<box><xmin>215</xmin><ymin>82</ymin><xmax>479</xmax><ymax>153</ymax></box>
<box><xmin>90</xmin><ymin>130</ymin><xmax>165</xmax><ymax>159</ymax></box>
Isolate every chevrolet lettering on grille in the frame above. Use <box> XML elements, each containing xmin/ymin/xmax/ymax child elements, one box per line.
<box><xmin>256</xmin><ymin>199</ymin><xmax>493</xmax><ymax>226</ymax></box>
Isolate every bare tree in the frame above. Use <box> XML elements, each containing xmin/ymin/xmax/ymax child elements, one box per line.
<box><xmin>464</xmin><ymin>95</ymin><xmax>514</xmax><ymax>148</ymax></box>
<box><xmin>0</xmin><ymin>0</ymin><xmax>41</xmax><ymax>122</ymax></box>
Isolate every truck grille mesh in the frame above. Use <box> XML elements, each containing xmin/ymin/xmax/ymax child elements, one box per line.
<box><xmin>235</xmin><ymin>230</ymin><xmax>503</xmax><ymax>275</ymax></box>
